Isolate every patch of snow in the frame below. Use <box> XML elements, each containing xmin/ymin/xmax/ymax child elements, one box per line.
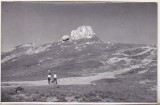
<box><xmin>113</xmin><ymin>52</ymin><xmax>121</xmax><ymax>56</ymax></box>
<box><xmin>85</xmin><ymin>42</ymin><xmax>92</xmax><ymax>44</ymax></box>
<box><xmin>150</xmin><ymin>85</ymin><xmax>156</xmax><ymax>91</ymax></box>
<box><xmin>78</xmin><ymin>55</ymin><xmax>85</xmax><ymax>58</ymax></box>
<box><xmin>132</xmin><ymin>46</ymin><xmax>156</xmax><ymax>58</ymax></box>
<box><xmin>138</xmin><ymin>69</ymin><xmax>149</xmax><ymax>74</ymax></box>
<box><xmin>91</xmin><ymin>83</ymin><xmax>97</xmax><ymax>86</ymax></box>
<box><xmin>60</xmin><ymin>45</ymin><xmax>69</xmax><ymax>48</ymax></box>
<box><xmin>39</xmin><ymin>60</ymin><xmax>44</xmax><ymax>63</ymax></box>
<box><xmin>11</xmin><ymin>59</ymin><xmax>17</xmax><ymax>62</ymax></box>
<box><xmin>107</xmin><ymin>57</ymin><xmax>131</xmax><ymax>65</ymax></box>
<box><xmin>77</xmin><ymin>49</ymin><xmax>82</xmax><ymax>51</ymax></box>
<box><xmin>100</xmin><ymin>61</ymin><xmax>107</xmax><ymax>65</ymax></box>
<box><xmin>2</xmin><ymin>53</ymin><xmax>22</xmax><ymax>63</ymax></box>
<box><xmin>35</xmin><ymin>44</ymin><xmax>52</xmax><ymax>53</ymax></box>
<box><xmin>134</xmin><ymin>47</ymin><xmax>152</xmax><ymax>56</ymax></box>
<box><xmin>26</xmin><ymin>48</ymin><xmax>35</xmax><ymax>55</ymax></box>
<box><xmin>57</xmin><ymin>43</ymin><xmax>61</xmax><ymax>45</ymax></box>
<box><xmin>39</xmin><ymin>57</ymin><xmax>53</xmax><ymax>63</ymax></box>
<box><xmin>141</xmin><ymin>46</ymin><xmax>154</xmax><ymax>49</ymax></box>
<box><xmin>21</xmin><ymin>43</ymin><xmax>36</xmax><ymax>48</ymax></box>
<box><xmin>151</xmin><ymin>50</ymin><xmax>156</xmax><ymax>55</ymax></box>
<box><xmin>2</xmin><ymin>56</ymin><xmax>13</xmax><ymax>63</ymax></box>
<box><xmin>74</xmin><ymin>42</ymin><xmax>77</xmax><ymax>44</ymax></box>
<box><xmin>26</xmin><ymin>44</ymin><xmax>52</xmax><ymax>55</ymax></box>
<box><xmin>3</xmin><ymin>47</ymin><xmax>16</xmax><ymax>53</ymax></box>
<box><xmin>141</xmin><ymin>59</ymin><xmax>152</xmax><ymax>66</ymax></box>
<box><xmin>75</xmin><ymin>46</ymin><xmax>79</xmax><ymax>50</ymax></box>
<box><xmin>85</xmin><ymin>41</ymin><xmax>98</xmax><ymax>45</ymax></box>
<box><xmin>139</xmin><ymin>79</ymin><xmax>152</xmax><ymax>84</ymax></box>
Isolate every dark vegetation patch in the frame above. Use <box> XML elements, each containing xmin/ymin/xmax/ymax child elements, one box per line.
<box><xmin>120</xmin><ymin>68</ymin><xmax>145</xmax><ymax>76</ymax></box>
<box><xmin>130</xmin><ymin>51</ymin><xmax>153</xmax><ymax>60</ymax></box>
<box><xmin>123</xmin><ymin>48</ymin><xmax>146</xmax><ymax>56</ymax></box>
<box><xmin>2</xmin><ymin>58</ymin><xmax>103</xmax><ymax>81</ymax></box>
<box><xmin>92</xmin><ymin>78</ymin><xmax>122</xmax><ymax>84</ymax></box>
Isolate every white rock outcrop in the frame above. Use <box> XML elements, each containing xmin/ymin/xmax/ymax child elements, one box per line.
<box><xmin>60</xmin><ymin>26</ymin><xmax>95</xmax><ymax>42</ymax></box>
<box><xmin>20</xmin><ymin>43</ymin><xmax>36</xmax><ymax>48</ymax></box>
<box><xmin>26</xmin><ymin>44</ymin><xmax>52</xmax><ymax>55</ymax></box>
<box><xmin>70</xmin><ymin>26</ymin><xmax>95</xmax><ymax>40</ymax></box>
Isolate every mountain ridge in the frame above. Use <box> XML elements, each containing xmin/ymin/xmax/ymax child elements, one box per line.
<box><xmin>1</xmin><ymin>26</ymin><xmax>157</xmax><ymax>83</ymax></box>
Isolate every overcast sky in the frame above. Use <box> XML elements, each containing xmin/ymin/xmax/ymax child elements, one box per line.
<box><xmin>1</xmin><ymin>2</ymin><xmax>157</xmax><ymax>51</ymax></box>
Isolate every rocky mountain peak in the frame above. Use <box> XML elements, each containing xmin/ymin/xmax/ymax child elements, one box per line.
<box><xmin>70</xmin><ymin>26</ymin><xmax>95</xmax><ymax>40</ymax></box>
<box><xmin>61</xmin><ymin>26</ymin><xmax>95</xmax><ymax>41</ymax></box>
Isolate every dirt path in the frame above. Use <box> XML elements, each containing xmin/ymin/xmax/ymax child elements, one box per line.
<box><xmin>2</xmin><ymin>65</ymin><xmax>140</xmax><ymax>86</ymax></box>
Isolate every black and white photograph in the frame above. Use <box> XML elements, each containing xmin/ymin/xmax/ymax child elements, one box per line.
<box><xmin>1</xmin><ymin>1</ymin><xmax>158</xmax><ymax>103</ymax></box>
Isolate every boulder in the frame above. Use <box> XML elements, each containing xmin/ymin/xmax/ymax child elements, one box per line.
<box><xmin>62</xmin><ymin>35</ymin><xmax>70</xmax><ymax>42</ymax></box>
<box><xmin>15</xmin><ymin>86</ymin><xmax>24</xmax><ymax>93</ymax></box>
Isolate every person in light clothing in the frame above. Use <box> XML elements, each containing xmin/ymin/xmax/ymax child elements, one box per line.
<box><xmin>52</xmin><ymin>73</ymin><xmax>57</xmax><ymax>84</ymax></box>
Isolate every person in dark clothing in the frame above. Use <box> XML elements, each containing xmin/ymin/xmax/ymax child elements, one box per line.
<box><xmin>48</xmin><ymin>70</ymin><xmax>51</xmax><ymax>85</ymax></box>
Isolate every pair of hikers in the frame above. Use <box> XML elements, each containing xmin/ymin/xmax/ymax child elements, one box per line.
<box><xmin>48</xmin><ymin>70</ymin><xmax>57</xmax><ymax>85</ymax></box>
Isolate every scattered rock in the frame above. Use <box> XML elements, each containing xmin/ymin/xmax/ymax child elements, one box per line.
<box><xmin>65</xmin><ymin>96</ymin><xmax>77</xmax><ymax>102</ymax></box>
<box><xmin>57</xmin><ymin>94</ymin><xmax>67</xmax><ymax>102</ymax></box>
<box><xmin>15</xmin><ymin>86</ymin><xmax>24</xmax><ymax>93</ymax></box>
<box><xmin>47</xmin><ymin>97</ymin><xmax>58</xmax><ymax>102</ymax></box>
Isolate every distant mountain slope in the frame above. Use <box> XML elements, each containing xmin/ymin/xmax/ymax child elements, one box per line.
<box><xmin>1</xmin><ymin>26</ymin><xmax>157</xmax><ymax>82</ymax></box>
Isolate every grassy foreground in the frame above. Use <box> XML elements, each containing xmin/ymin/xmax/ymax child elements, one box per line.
<box><xmin>1</xmin><ymin>76</ymin><xmax>156</xmax><ymax>102</ymax></box>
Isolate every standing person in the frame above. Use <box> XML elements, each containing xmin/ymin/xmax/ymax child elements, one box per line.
<box><xmin>47</xmin><ymin>70</ymin><xmax>52</xmax><ymax>85</ymax></box>
<box><xmin>53</xmin><ymin>73</ymin><xmax>57</xmax><ymax>84</ymax></box>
